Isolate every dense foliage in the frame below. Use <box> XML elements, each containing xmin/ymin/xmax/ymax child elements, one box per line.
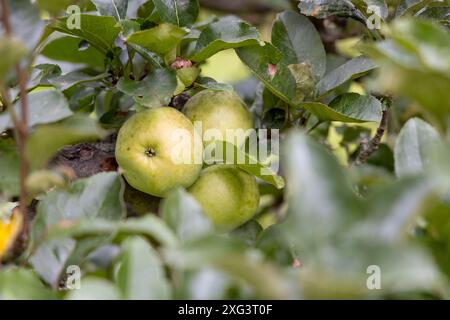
<box><xmin>1</xmin><ymin>0</ymin><xmax>450</xmax><ymax>299</ymax></box>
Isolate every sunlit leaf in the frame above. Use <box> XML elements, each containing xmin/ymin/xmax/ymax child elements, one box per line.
<box><xmin>272</xmin><ymin>11</ymin><xmax>326</xmax><ymax>80</ymax></box>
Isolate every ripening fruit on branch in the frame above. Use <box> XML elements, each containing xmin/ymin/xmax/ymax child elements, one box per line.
<box><xmin>115</xmin><ymin>107</ymin><xmax>203</xmax><ymax>197</ymax></box>
<box><xmin>188</xmin><ymin>165</ymin><xmax>260</xmax><ymax>230</ymax></box>
<box><xmin>182</xmin><ymin>89</ymin><xmax>254</xmax><ymax>147</ymax></box>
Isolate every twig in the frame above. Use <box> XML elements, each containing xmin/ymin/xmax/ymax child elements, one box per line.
<box><xmin>354</xmin><ymin>107</ymin><xmax>389</xmax><ymax>166</ymax></box>
<box><xmin>1</xmin><ymin>0</ymin><xmax>30</xmax><ymax>213</ymax></box>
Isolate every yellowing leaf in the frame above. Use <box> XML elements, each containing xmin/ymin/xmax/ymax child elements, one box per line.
<box><xmin>0</xmin><ymin>203</ymin><xmax>23</xmax><ymax>260</ymax></box>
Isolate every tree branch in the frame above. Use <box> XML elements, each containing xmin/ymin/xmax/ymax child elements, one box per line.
<box><xmin>354</xmin><ymin>107</ymin><xmax>389</xmax><ymax>166</ymax></box>
<box><xmin>1</xmin><ymin>0</ymin><xmax>30</xmax><ymax>214</ymax></box>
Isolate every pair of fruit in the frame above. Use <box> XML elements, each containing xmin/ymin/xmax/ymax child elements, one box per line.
<box><xmin>115</xmin><ymin>89</ymin><xmax>259</xmax><ymax>230</ymax></box>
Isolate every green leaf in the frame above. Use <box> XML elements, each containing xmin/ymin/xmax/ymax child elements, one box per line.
<box><xmin>25</xmin><ymin>115</ymin><xmax>108</xmax><ymax>169</ymax></box>
<box><xmin>287</xmin><ymin>63</ymin><xmax>315</xmax><ymax>103</ymax></box>
<box><xmin>396</xmin><ymin>0</ymin><xmax>435</xmax><ymax>16</ymax></box>
<box><xmin>190</xmin><ymin>16</ymin><xmax>262</xmax><ymax>62</ymax></box>
<box><xmin>281</xmin><ymin>133</ymin><xmax>442</xmax><ymax>298</ymax></box>
<box><xmin>236</xmin><ymin>43</ymin><xmax>300</xmax><ymax>105</ymax></box>
<box><xmin>210</xmin><ymin>141</ymin><xmax>285</xmax><ymax>189</ymax></box>
<box><xmin>0</xmin><ymin>139</ymin><xmax>20</xmax><ymax>198</ymax></box>
<box><xmin>91</xmin><ymin>0</ymin><xmax>128</xmax><ymax>21</ymax></box>
<box><xmin>194</xmin><ymin>77</ymin><xmax>234</xmax><ymax>91</ymax></box>
<box><xmin>127</xmin><ymin>43</ymin><xmax>164</xmax><ymax>68</ymax></box>
<box><xmin>282</xmin><ymin>132</ymin><xmax>362</xmax><ymax>249</ymax></box>
<box><xmin>161</xmin><ymin>188</ymin><xmax>212</xmax><ymax>241</ymax></box>
<box><xmin>0</xmin><ymin>37</ymin><xmax>28</xmax><ymax>84</ymax></box>
<box><xmin>117</xmin><ymin>68</ymin><xmax>177</xmax><ymax>108</ymax></box>
<box><xmin>45</xmin><ymin>215</ymin><xmax>178</xmax><ymax>248</ymax></box>
<box><xmin>116</xmin><ymin>236</ymin><xmax>171</xmax><ymax>299</ymax></box>
<box><xmin>116</xmin><ymin>215</ymin><xmax>178</xmax><ymax>247</ymax></box>
<box><xmin>327</xmin><ymin>93</ymin><xmax>382</xmax><ymax>122</ymax></box>
<box><xmin>50</xmin><ymin>14</ymin><xmax>121</xmax><ymax>54</ymax></box>
<box><xmin>153</xmin><ymin>0</ymin><xmax>199</xmax><ymax>27</ymax></box>
<box><xmin>35</xmin><ymin>0</ymin><xmax>77</xmax><ymax>15</ymax></box>
<box><xmin>315</xmin><ymin>56</ymin><xmax>377</xmax><ymax>97</ymax></box>
<box><xmin>28</xmin><ymin>64</ymin><xmax>62</xmax><ymax>88</ymax></box>
<box><xmin>0</xmin><ymin>268</ymin><xmax>59</xmax><ymax>300</ymax></box>
<box><xmin>364</xmin><ymin>19</ymin><xmax>450</xmax><ymax>130</ymax></box>
<box><xmin>417</xmin><ymin>6</ymin><xmax>450</xmax><ymax>25</ymax></box>
<box><xmin>394</xmin><ymin>118</ymin><xmax>441</xmax><ymax>178</ymax></box>
<box><xmin>164</xmin><ymin>236</ymin><xmax>290</xmax><ymax>299</ymax></box>
<box><xmin>271</xmin><ymin>11</ymin><xmax>326</xmax><ymax>80</ymax></box>
<box><xmin>29</xmin><ymin>238</ymin><xmax>77</xmax><ymax>288</ymax></box>
<box><xmin>0</xmin><ymin>90</ymin><xmax>72</xmax><ymax>133</ymax></box>
<box><xmin>355</xmin><ymin>177</ymin><xmax>435</xmax><ymax>242</ymax></box>
<box><xmin>423</xmin><ymin>201</ymin><xmax>450</xmax><ymax>279</ymax></box>
<box><xmin>41</xmin><ymin>35</ymin><xmax>106</xmax><ymax>69</ymax></box>
<box><xmin>256</xmin><ymin>225</ymin><xmax>294</xmax><ymax>266</ymax></box>
<box><xmin>48</xmin><ymin>71</ymin><xmax>109</xmax><ymax>91</ymax></box>
<box><xmin>232</xmin><ymin>220</ymin><xmax>263</xmax><ymax>247</ymax></box>
<box><xmin>66</xmin><ymin>277</ymin><xmax>121</xmax><ymax>300</ymax></box>
<box><xmin>177</xmin><ymin>67</ymin><xmax>200</xmax><ymax>87</ymax></box>
<box><xmin>118</xmin><ymin>19</ymin><xmax>141</xmax><ymax>37</ymax></box>
<box><xmin>299</xmin><ymin>239</ymin><xmax>442</xmax><ymax>298</ymax></box>
<box><xmin>297</xmin><ymin>94</ymin><xmax>382</xmax><ymax>123</ymax></box>
<box><xmin>2</xmin><ymin>0</ymin><xmax>46</xmax><ymax>50</ymax></box>
<box><xmin>390</xmin><ymin>18</ymin><xmax>450</xmax><ymax>73</ymax></box>
<box><xmin>31</xmin><ymin>172</ymin><xmax>125</xmax><ymax>245</ymax></box>
<box><xmin>126</xmin><ymin>23</ymin><xmax>187</xmax><ymax>56</ymax></box>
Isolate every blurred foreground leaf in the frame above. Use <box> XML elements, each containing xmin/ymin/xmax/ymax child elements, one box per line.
<box><xmin>66</xmin><ymin>277</ymin><xmax>121</xmax><ymax>300</ymax></box>
<box><xmin>31</xmin><ymin>172</ymin><xmax>125</xmax><ymax>245</ymax></box>
<box><xmin>116</xmin><ymin>236</ymin><xmax>171</xmax><ymax>299</ymax></box>
<box><xmin>281</xmin><ymin>131</ymin><xmax>443</xmax><ymax>298</ymax></box>
<box><xmin>25</xmin><ymin>115</ymin><xmax>108</xmax><ymax>169</ymax></box>
<box><xmin>365</xmin><ymin>18</ymin><xmax>450</xmax><ymax>130</ymax></box>
<box><xmin>0</xmin><ymin>268</ymin><xmax>59</xmax><ymax>300</ymax></box>
<box><xmin>161</xmin><ymin>188</ymin><xmax>213</xmax><ymax>242</ymax></box>
<box><xmin>0</xmin><ymin>139</ymin><xmax>20</xmax><ymax>197</ymax></box>
<box><xmin>0</xmin><ymin>37</ymin><xmax>28</xmax><ymax>84</ymax></box>
<box><xmin>394</xmin><ymin>118</ymin><xmax>441</xmax><ymax>178</ymax></box>
<box><xmin>0</xmin><ymin>90</ymin><xmax>72</xmax><ymax>133</ymax></box>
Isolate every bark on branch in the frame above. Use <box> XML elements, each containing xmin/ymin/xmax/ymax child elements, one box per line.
<box><xmin>354</xmin><ymin>108</ymin><xmax>389</xmax><ymax>166</ymax></box>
